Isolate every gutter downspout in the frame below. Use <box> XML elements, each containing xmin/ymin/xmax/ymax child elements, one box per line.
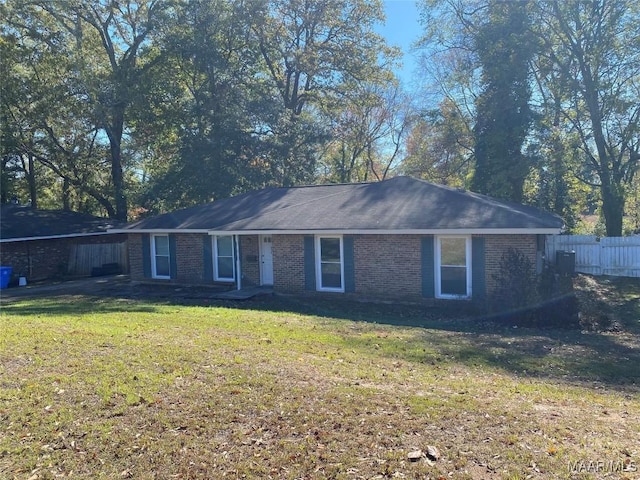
<box><xmin>235</xmin><ymin>235</ymin><xmax>242</xmax><ymax>291</ymax></box>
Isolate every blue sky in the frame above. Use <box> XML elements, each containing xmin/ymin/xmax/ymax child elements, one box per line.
<box><xmin>375</xmin><ymin>0</ymin><xmax>423</xmax><ymax>88</ymax></box>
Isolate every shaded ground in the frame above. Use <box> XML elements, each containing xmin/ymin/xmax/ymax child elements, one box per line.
<box><xmin>2</xmin><ymin>273</ymin><xmax>638</xmax><ymax>335</ymax></box>
<box><xmin>0</xmin><ymin>275</ymin><xmax>232</xmax><ymax>301</ymax></box>
<box><xmin>572</xmin><ymin>274</ymin><xmax>640</xmax><ymax>334</ymax></box>
<box><xmin>2</xmin><ymin>273</ymin><xmax>639</xmax><ymax>392</ymax></box>
<box><xmin>1</xmin><ymin>275</ymin><xmax>639</xmax><ymax>479</ymax></box>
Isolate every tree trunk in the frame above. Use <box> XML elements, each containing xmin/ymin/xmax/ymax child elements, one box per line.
<box><xmin>107</xmin><ymin>108</ymin><xmax>127</xmax><ymax>221</ymax></box>
<box><xmin>110</xmin><ymin>143</ymin><xmax>127</xmax><ymax>221</ymax></box>
<box><xmin>62</xmin><ymin>177</ymin><xmax>70</xmax><ymax>211</ymax></box>
<box><xmin>600</xmin><ymin>177</ymin><xmax>624</xmax><ymax>237</ymax></box>
<box><xmin>26</xmin><ymin>153</ymin><xmax>37</xmax><ymax>209</ymax></box>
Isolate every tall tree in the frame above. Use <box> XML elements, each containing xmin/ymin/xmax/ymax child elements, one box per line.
<box><xmin>417</xmin><ymin>0</ymin><xmax>640</xmax><ymax>236</ymax></box>
<box><xmin>138</xmin><ymin>0</ymin><xmax>270</xmax><ymax>210</ymax></box>
<box><xmin>402</xmin><ymin>98</ymin><xmax>474</xmax><ymax>187</ymax></box>
<box><xmin>534</xmin><ymin>0</ymin><xmax>640</xmax><ymax>236</ymax></box>
<box><xmin>3</xmin><ymin>0</ymin><xmax>172</xmax><ymax>219</ymax></box>
<box><xmin>471</xmin><ymin>0</ymin><xmax>535</xmax><ymax>203</ymax></box>
<box><xmin>247</xmin><ymin>0</ymin><xmax>396</xmax><ymax>186</ymax></box>
<box><xmin>320</xmin><ymin>84</ymin><xmax>408</xmax><ymax>183</ymax></box>
<box><xmin>3</xmin><ymin>0</ymin><xmax>402</xmax><ymax>216</ymax></box>
<box><xmin>1</xmin><ymin>3</ymin><xmax>108</xmax><ymax>211</ymax></box>
<box><xmin>55</xmin><ymin>0</ymin><xmax>171</xmax><ymax>220</ymax></box>
<box><xmin>250</xmin><ymin>0</ymin><xmax>392</xmax><ymax>116</ymax></box>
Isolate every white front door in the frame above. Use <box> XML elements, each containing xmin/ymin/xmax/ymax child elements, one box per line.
<box><xmin>260</xmin><ymin>235</ymin><xmax>274</xmax><ymax>285</ymax></box>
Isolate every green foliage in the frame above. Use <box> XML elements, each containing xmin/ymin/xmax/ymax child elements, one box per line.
<box><xmin>1</xmin><ymin>0</ymin><xmax>171</xmax><ymax>218</ymax></box>
<box><xmin>401</xmin><ymin>99</ymin><xmax>474</xmax><ymax>188</ymax></box>
<box><xmin>491</xmin><ymin>248</ymin><xmax>538</xmax><ymax>313</ymax></box>
<box><xmin>523</xmin><ymin>123</ymin><xmax>594</xmax><ymax>233</ymax></box>
<box><xmin>471</xmin><ymin>0</ymin><xmax>535</xmax><ymax>203</ymax></box>
<box><xmin>2</xmin><ymin>0</ymin><xmax>396</xmax><ymax>218</ymax></box>
<box><xmin>320</xmin><ymin>84</ymin><xmax>408</xmax><ymax>183</ymax></box>
<box><xmin>249</xmin><ymin>0</ymin><xmax>393</xmax><ymax>116</ymax></box>
<box><xmin>136</xmin><ymin>0</ymin><xmax>269</xmax><ymax>210</ymax></box>
<box><xmin>532</xmin><ymin>0</ymin><xmax>640</xmax><ymax>236</ymax></box>
<box><xmin>244</xmin><ymin>0</ymin><xmax>399</xmax><ymax>187</ymax></box>
<box><xmin>490</xmin><ymin>248</ymin><xmax>580</xmax><ymax>328</ymax></box>
<box><xmin>417</xmin><ymin>0</ymin><xmax>640</xmax><ymax>236</ymax></box>
<box><xmin>623</xmin><ymin>176</ymin><xmax>640</xmax><ymax>234</ymax></box>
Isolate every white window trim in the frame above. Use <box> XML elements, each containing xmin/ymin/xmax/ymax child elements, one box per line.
<box><xmin>315</xmin><ymin>235</ymin><xmax>345</xmax><ymax>293</ymax></box>
<box><xmin>151</xmin><ymin>234</ymin><xmax>171</xmax><ymax>280</ymax></box>
<box><xmin>213</xmin><ymin>235</ymin><xmax>236</xmax><ymax>282</ymax></box>
<box><xmin>435</xmin><ymin>235</ymin><xmax>472</xmax><ymax>299</ymax></box>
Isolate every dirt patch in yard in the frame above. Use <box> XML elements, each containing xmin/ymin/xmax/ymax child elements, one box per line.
<box><xmin>573</xmin><ymin>274</ymin><xmax>640</xmax><ymax>333</ymax></box>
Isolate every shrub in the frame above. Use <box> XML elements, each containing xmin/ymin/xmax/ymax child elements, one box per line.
<box><xmin>491</xmin><ymin>248</ymin><xmax>537</xmax><ymax>312</ymax></box>
<box><xmin>489</xmin><ymin>248</ymin><xmax>579</xmax><ymax>328</ymax></box>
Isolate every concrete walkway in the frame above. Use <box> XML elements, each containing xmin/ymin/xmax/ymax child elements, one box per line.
<box><xmin>209</xmin><ymin>286</ymin><xmax>273</xmax><ymax>300</ymax></box>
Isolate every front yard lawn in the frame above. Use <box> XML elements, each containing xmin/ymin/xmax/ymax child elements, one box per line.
<box><xmin>1</xmin><ymin>286</ymin><xmax>639</xmax><ymax>479</ymax></box>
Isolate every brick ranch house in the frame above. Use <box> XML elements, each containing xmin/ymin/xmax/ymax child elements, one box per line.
<box><xmin>112</xmin><ymin>176</ymin><xmax>564</xmax><ymax>303</ymax></box>
<box><xmin>0</xmin><ymin>204</ymin><xmax>126</xmax><ymax>283</ymax></box>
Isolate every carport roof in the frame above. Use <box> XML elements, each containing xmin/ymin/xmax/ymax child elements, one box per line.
<box><xmin>1</xmin><ymin>204</ymin><xmax>123</xmax><ymax>242</ymax></box>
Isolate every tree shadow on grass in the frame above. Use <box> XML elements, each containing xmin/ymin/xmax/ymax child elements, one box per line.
<box><xmin>219</xmin><ymin>293</ymin><xmax>640</xmax><ymax>394</ymax></box>
<box><xmin>69</xmin><ymin>286</ymin><xmax>637</xmax><ymax>394</ymax></box>
<box><xmin>0</xmin><ymin>294</ymin><xmax>160</xmax><ymax>317</ymax></box>
<box><xmin>2</xmin><ymin>281</ymin><xmax>638</xmax><ymax>394</ymax></box>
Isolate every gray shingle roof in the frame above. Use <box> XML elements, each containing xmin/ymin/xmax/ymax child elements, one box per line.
<box><xmin>1</xmin><ymin>204</ymin><xmax>122</xmax><ymax>241</ymax></box>
<box><xmin>121</xmin><ymin>176</ymin><xmax>564</xmax><ymax>233</ymax></box>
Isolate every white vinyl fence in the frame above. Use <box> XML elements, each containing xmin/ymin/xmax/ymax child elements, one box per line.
<box><xmin>545</xmin><ymin>235</ymin><xmax>640</xmax><ymax>277</ymax></box>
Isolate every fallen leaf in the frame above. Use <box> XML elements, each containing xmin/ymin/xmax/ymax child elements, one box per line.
<box><xmin>407</xmin><ymin>450</ymin><xmax>422</xmax><ymax>462</ymax></box>
<box><xmin>426</xmin><ymin>445</ymin><xmax>440</xmax><ymax>461</ymax></box>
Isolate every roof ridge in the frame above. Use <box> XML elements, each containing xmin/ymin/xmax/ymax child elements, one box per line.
<box><xmin>409</xmin><ymin>176</ymin><xmax>561</xmax><ymax>221</ymax></box>
<box><xmin>462</xmin><ymin>189</ymin><xmax>562</xmax><ymax>221</ymax></box>
<box><xmin>272</xmin><ymin>179</ymin><xmax>377</xmax><ymax>190</ymax></box>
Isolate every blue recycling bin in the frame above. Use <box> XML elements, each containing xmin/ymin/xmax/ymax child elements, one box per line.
<box><xmin>0</xmin><ymin>266</ymin><xmax>13</xmax><ymax>289</ymax></box>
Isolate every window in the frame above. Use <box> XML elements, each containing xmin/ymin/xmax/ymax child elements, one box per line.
<box><xmin>151</xmin><ymin>234</ymin><xmax>171</xmax><ymax>279</ymax></box>
<box><xmin>436</xmin><ymin>236</ymin><xmax>471</xmax><ymax>299</ymax></box>
<box><xmin>315</xmin><ymin>236</ymin><xmax>344</xmax><ymax>292</ymax></box>
<box><xmin>214</xmin><ymin>235</ymin><xmax>235</xmax><ymax>281</ymax></box>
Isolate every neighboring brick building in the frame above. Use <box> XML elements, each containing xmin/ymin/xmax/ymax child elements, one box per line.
<box><xmin>0</xmin><ymin>204</ymin><xmax>127</xmax><ymax>283</ymax></box>
<box><xmin>114</xmin><ymin>177</ymin><xmax>564</xmax><ymax>304</ymax></box>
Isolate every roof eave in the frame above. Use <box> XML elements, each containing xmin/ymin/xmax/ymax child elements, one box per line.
<box><xmin>107</xmin><ymin>228</ymin><xmax>211</xmax><ymax>234</ymax></box>
<box><xmin>0</xmin><ymin>231</ymin><xmax>123</xmax><ymax>243</ymax></box>
<box><xmin>204</xmin><ymin>228</ymin><xmax>563</xmax><ymax>236</ymax></box>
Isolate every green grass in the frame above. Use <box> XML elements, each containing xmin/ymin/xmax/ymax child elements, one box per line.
<box><xmin>1</xmin><ymin>291</ymin><xmax>639</xmax><ymax>479</ymax></box>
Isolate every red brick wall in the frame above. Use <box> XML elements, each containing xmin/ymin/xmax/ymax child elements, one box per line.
<box><xmin>129</xmin><ymin>233</ymin><xmax>262</xmax><ymax>286</ymax></box>
<box><xmin>240</xmin><ymin>235</ymin><xmax>260</xmax><ymax>287</ymax></box>
<box><xmin>175</xmin><ymin>234</ymin><xmax>206</xmax><ymax>282</ymax></box>
<box><xmin>353</xmin><ymin>234</ymin><xmax>423</xmax><ymax>299</ymax></box>
<box><xmin>269</xmin><ymin>234</ymin><xmax>423</xmax><ymax>299</ymax></box>
<box><xmin>272</xmin><ymin>234</ymin><xmax>305</xmax><ymax>293</ymax></box>
<box><xmin>128</xmin><ymin>232</ymin><xmax>540</xmax><ymax>300</ymax></box>
<box><xmin>268</xmin><ymin>233</ymin><xmax>539</xmax><ymax>301</ymax></box>
<box><xmin>0</xmin><ymin>234</ymin><xmax>126</xmax><ymax>282</ymax></box>
<box><xmin>128</xmin><ymin>234</ymin><xmax>145</xmax><ymax>281</ymax></box>
<box><xmin>130</xmin><ymin>233</ymin><xmax>210</xmax><ymax>284</ymax></box>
